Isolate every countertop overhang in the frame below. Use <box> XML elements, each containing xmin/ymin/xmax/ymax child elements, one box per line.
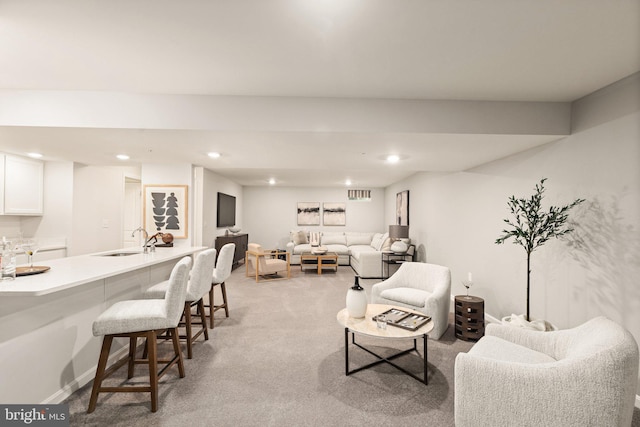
<box><xmin>0</xmin><ymin>246</ymin><xmax>207</xmax><ymax>296</ymax></box>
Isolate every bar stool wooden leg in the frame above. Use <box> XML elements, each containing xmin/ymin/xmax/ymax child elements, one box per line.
<box><xmin>220</xmin><ymin>282</ymin><xmax>229</xmax><ymax>317</ymax></box>
<box><xmin>183</xmin><ymin>302</ymin><xmax>193</xmax><ymax>359</ymax></box>
<box><xmin>197</xmin><ymin>299</ymin><xmax>209</xmax><ymax>341</ymax></box>
<box><xmin>127</xmin><ymin>336</ymin><xmax>137</xmax><ymax>379</ymax></box>
<box><xmin>88</xmin><ymin>335</ymin><xmax>114</xmax><ymax>413</ymax></box>
<box><xmin>147</xmin><ymin>331</ymin><xmax>158</xmax><ymax>413</ymax></box>
<box><xmin>207</xmin><ymin>282</ymin><xmax>229</xmax><ymax>329</ymax></box>
<box><xmin>170</xmin><ymin>327</ymin><xmax>185</xmax><ymax>378</ymax></box>
<box><xmin>208</xmin><ymin>286</ymin><xmax>215</xmax><ymax>329</ymax></box>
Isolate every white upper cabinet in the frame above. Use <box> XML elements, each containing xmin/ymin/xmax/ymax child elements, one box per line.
<box><xmin>2</xmin><ymin>154</ymin><xmax>44</xmax><ymax>215</ymax></box>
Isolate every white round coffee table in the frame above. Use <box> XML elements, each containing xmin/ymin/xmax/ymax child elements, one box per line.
<box><xmin>336</xmin><ymin>303</ymin><xmax>434</xmax><ymax>384</ymax></box>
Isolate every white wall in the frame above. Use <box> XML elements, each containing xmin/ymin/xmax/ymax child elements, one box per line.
<box><xmin>141</xmin><ymin>163</ymin><xmax>194</xmax><ymax>248</ymax></box>
<box><xmin>243</xmin><ymin>186</ymin><xmax>385</xmax><ymax>249</ymax></box>
<box><xmin>386</xmin><ymin>74</ymin><xmax>640</xmax><ymax>394</ymax></box>
<box><xmin>195</xmin><ymin>167</ymin><xmax>243</xmax><ymax>248</ymax></box>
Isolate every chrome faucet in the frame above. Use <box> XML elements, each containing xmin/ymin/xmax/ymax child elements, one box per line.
<box><xmin>132</xmin><ymin>227</ymin><xmax>149</xmax><ymax>254</ymax></box>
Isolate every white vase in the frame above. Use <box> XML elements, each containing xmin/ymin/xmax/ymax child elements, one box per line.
<box><xmin>346</xmin><ymin>276</ymin><xmax>367</xmax><ymax>318</ymax></box>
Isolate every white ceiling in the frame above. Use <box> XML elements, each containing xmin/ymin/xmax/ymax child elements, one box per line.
<box><xmin>0</xmin><ymin>0</ymin><xmax>638</xmax><ymax>187</ymax></box>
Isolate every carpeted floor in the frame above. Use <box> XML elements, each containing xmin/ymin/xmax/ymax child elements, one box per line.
<box><xmin>64</xmin><ymin>265</ymin><xmax>640</xmax><ymax>426</ymax></box>
<box><xmin>65</xmin><ymin>265</ymin><xmax>473</xmax><ymax>426</ymax></box>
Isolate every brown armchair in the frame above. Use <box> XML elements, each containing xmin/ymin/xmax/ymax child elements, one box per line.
<box><xmin>245</xmin><ymin>243</ymin><xmax>290</xmax><ymax>282</ymax></box>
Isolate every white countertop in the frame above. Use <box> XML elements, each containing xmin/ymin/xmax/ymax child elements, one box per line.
<box><xmin>0</xmin><ymin>246</ymin><xmax>207</xmax><ymax>296</ymax></box>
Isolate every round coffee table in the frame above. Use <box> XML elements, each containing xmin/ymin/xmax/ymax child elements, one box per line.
<box><xmin>336</xmin><ymin>304</ymin><xmax>434</xmax><ymax>384</ymax></box>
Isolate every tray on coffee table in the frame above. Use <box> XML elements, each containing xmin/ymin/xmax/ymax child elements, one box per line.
<box><xmin>372</xmin><ymin>308</ymin><xmax>431</xmax><ymax>331</ymax></box>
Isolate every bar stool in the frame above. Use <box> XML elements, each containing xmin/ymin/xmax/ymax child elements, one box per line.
<box><xmin>88</xmin><ymin>256</ymin><xmax>192</xmax><ymax>413</ymax></box>
<box><xmin>206</xmin><ymin>243</ymin><xmax>235</xmax><ymax>328</ymax></box>
<box><xmin>145</xmin><ymin>248</ymin><xmax>217</xmax><ymax>359</ymax></box>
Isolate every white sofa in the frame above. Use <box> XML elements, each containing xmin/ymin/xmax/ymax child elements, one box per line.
<box><xmin>454</xmin><ymin>316</ymin><xmax>639</xmax><ymax>427</ymax></box>
<box><xmin>286</xmin><ymin>231</ymin><xmax>404</xmax><ymax>278</ymax></box>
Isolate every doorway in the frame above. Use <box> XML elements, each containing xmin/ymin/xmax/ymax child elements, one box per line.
<box><xmin>123</xmin><ymin>177</ymin><xmax>142</xmax><ymax>248</ymax></box>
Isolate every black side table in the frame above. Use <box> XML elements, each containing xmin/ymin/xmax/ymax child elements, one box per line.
<box><xmin>454</xmin><ymin>295</ymin><xmax>485</xmax><ymax>341</ymax></box>
<box><xmin>381</xmin><ymin>245</ymin><xmax>415</xmax><ymax>279</ymax></box>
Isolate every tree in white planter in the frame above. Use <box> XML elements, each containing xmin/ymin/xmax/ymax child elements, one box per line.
<box><xmin>495</xmin><ymin>178</ymin><xmax>584</xmax><ymax>321</ymax></box>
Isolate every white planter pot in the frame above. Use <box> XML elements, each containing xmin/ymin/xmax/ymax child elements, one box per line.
<box><xmin>501</xmin><ymin>314</ymin><xmax>557</xmax><ymax>331</ymax></box>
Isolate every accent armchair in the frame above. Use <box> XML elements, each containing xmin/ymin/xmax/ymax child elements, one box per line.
<box><xmin>371</xmin><ymin>262</ymin><xmax>451</xmax><ymax>339</ymax></box>
<box><xmin>245</xmin><ymin>243</ymin><xmax>290</xmax><ymax>282</ymax></box>
<box><xmin>454</xmin><ymin>316</ymin><xmax>639</xmax><ymax>427</ymax></box>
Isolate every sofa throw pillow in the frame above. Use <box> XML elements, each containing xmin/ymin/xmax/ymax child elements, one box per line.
<box><xmin>321</xmin><ymin>232</ymin><xmax>347</xmax><ymax>246</ymax></box>
<box><xmin>346</xmin><ymin>232</ymin><xmax>374</xmax><ymax>246</ymax></box>
<box><xmin>370</xmin><ymin>233</ymin><xmax>384</xmax><ymax>250</ymax></box>
<box><xmin>381</xmin><ymin>237</ymin><xmax>392</xmax><ymax>251</ymax></box>
<box><xmin>291</xmin><ymin>230</ymin><xmax>308</xmax><ymax>245</ymax></box>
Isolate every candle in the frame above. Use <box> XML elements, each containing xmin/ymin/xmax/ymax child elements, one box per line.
<box><xmin>467</xmin><ymin>272</ymin><xmax>472</xmax><ymax>282</ymax></box>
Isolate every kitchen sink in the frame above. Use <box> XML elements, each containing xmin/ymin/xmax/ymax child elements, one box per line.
<box><xmin>97</xmin><ymin>251</ymin><xmax>141</xmax><ymax>257</ymax></box>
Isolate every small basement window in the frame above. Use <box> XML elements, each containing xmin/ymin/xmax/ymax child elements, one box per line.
<box><xmin>348</xmin><ymin>189</ymin><xmax>371</xmax><ymax>201</ymax></box>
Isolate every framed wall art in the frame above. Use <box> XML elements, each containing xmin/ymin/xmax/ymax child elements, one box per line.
<box><xmin>323</xmin><ymin>202</ymin><xmax>346</xmax><ymax>226</ymax></box>
<box><xmin>144</xmin><ymin>185</ymin><xmax>189</xmax><ymax>239</ymax></box>
<box><xmin>297</xmin><ymin>202</ymin><xmax>321</xmax><ymax>226</ymax></box>
<box><xmin>396</xmin><ymin>190</ymin><xmax>409</xmax><ymax>226</ymax></box>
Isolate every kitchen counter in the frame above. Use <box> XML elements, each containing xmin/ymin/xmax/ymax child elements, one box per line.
<box><xmin>0</xmin><ymin>245</ymin><xmax>207</xmax><ymax>405</ymax></box>
<box><xmin>0</xmin><ymin>246</ymin><xmax>206</xmax><ymax>296</ymax></box>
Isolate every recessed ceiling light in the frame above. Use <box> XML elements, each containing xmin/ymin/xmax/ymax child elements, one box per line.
<box><xmin>386</xmin><ymin>154</ymin><xmax>400</xmax><ymax>164</ymax></box>
<box><xmin>345</xmin><ymin>179</ymin><xmax>352</xmax><ymax>186</ymax></box>
<box><xmin>268</xmin><ymin>178</ymin><xmax>276</xmax><ymax>185</ymax></box>
<box><xmin>116</xmin><ymin>154</ymin><xmax>130</xmax><ymax>160</ymax></box>
<box><xmin>27</xmin><ymin>152</ymin><xmax>43</xmax><ymax>159</ymax></box>
<box><xmin>208</xmin><ymin>152</ymin><xmax>221</xmax><ymax>159</ymax></box>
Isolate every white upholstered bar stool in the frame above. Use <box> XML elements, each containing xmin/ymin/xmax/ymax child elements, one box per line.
<box><xmin>206</xmin><ymin>243</ymin><xmax>235</xmax><ymax>329</ymax></box>
<box><xmin>144</xmin><ymin>248</ymin><xmax>217</xmax><ymax>359</ymax></box>
<box><xmin>88</xmin><ymin>256</ymin><xmax>192</xmax><ymax>413</ymax></box>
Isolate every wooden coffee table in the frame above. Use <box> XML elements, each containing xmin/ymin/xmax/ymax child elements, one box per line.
<box><xmin>300</xmin><ymin>251</ymin><xmax>338</xmax><ymax>274</ymax></box>
<box><xmin>336</xmin><ymin>304</ymin><xmax>434</xmax><ymax>384</ymax></box>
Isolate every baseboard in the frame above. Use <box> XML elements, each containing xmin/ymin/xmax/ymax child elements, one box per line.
<box><xmin>42</xmin><ymin>345</ymin><xmax>130</xmax><ymax>404</ymax></box>
<box><xmin>485</xmin><ymin>312</ymin><xmax>501</xmax><ymax>324</ymax></box>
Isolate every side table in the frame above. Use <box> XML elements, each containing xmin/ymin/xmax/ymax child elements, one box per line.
<box><xmin>454</xmin><ymin>295</ymin><xmax>485</xmax><ymax>341</ymax></box>
<box><xmin>381</xmin><ymin>245</ymin><xmax>415</xmax><ymax>279</ymax></box>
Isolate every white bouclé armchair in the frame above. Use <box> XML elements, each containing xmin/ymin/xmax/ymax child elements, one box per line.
<box><xmin>454</xmin><ymin>316</ymin><xmax>639</xmax><ymax>427</ymax></box>
<box><xmin>371</xmin><ymin>262</ymin><xmax>451</xmax><ymax>340</ymax></box>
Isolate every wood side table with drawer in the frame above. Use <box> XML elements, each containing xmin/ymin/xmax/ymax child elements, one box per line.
<box><xmin>454</xmin><ymin>295</ymin><xmax>485</xmax><ymax>341</ymax></box>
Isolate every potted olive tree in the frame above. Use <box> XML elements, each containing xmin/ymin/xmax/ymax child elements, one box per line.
<box><xmin>496</xmin><ymin>178</ymin><xmax>584</xmax><ymax>325</ymax></box>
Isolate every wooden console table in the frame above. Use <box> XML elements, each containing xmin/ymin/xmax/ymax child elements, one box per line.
<box><xmin>215</xmin><ymin>233</ymin><xmax>248</xmax><ymax>270</ymax></box>
<box><xmin>454</xmin><ymin>295</ymin><xmax>485</xmax><ymax>341</ymax></box>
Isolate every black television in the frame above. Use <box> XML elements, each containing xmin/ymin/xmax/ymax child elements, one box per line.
<box><xmin>216</xmin><ymin>192</ymin><xmax>236</xmax><ymax>228</ymax></box>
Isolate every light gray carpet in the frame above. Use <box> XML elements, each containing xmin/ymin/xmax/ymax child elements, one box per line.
<box><xmin>64</xmin><ymin>265</ymin><xmax>640</xmax><ymax>426</ymax></box>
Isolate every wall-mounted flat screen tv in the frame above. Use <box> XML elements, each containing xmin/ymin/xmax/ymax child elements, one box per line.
<box><xmin>217</xmin><ymin>192</ymin><xmax>236</xmax><ymax>228</ymax></box>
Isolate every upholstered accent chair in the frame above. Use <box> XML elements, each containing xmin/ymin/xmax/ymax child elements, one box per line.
<box><xmin>145</xmin><ymin>248</ymin><xmax>217</xmax><ymax>358</ymax></box>
<box><xmin>245</xmin><ymin>243</ymin><xmax>290</xmax><ymax>282</ymax></box>
<box><xmin>88</xmin><ymin>256</ymin><xmax>192</xmax><ymax>413</ymax></box>
<box><xmin>371</xmin><ymin>262</ymin><xmax>451</xmax><ymax>339</ymax></box>
<box><xmin>454</xmin><ymin>316</ymin><xmax>639</xmax><ymax>427</ymax></box>
<box><xmin>206</xmin><ymin>243</ymin><xmax>235</xmax><ymax>328</ymax></box>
